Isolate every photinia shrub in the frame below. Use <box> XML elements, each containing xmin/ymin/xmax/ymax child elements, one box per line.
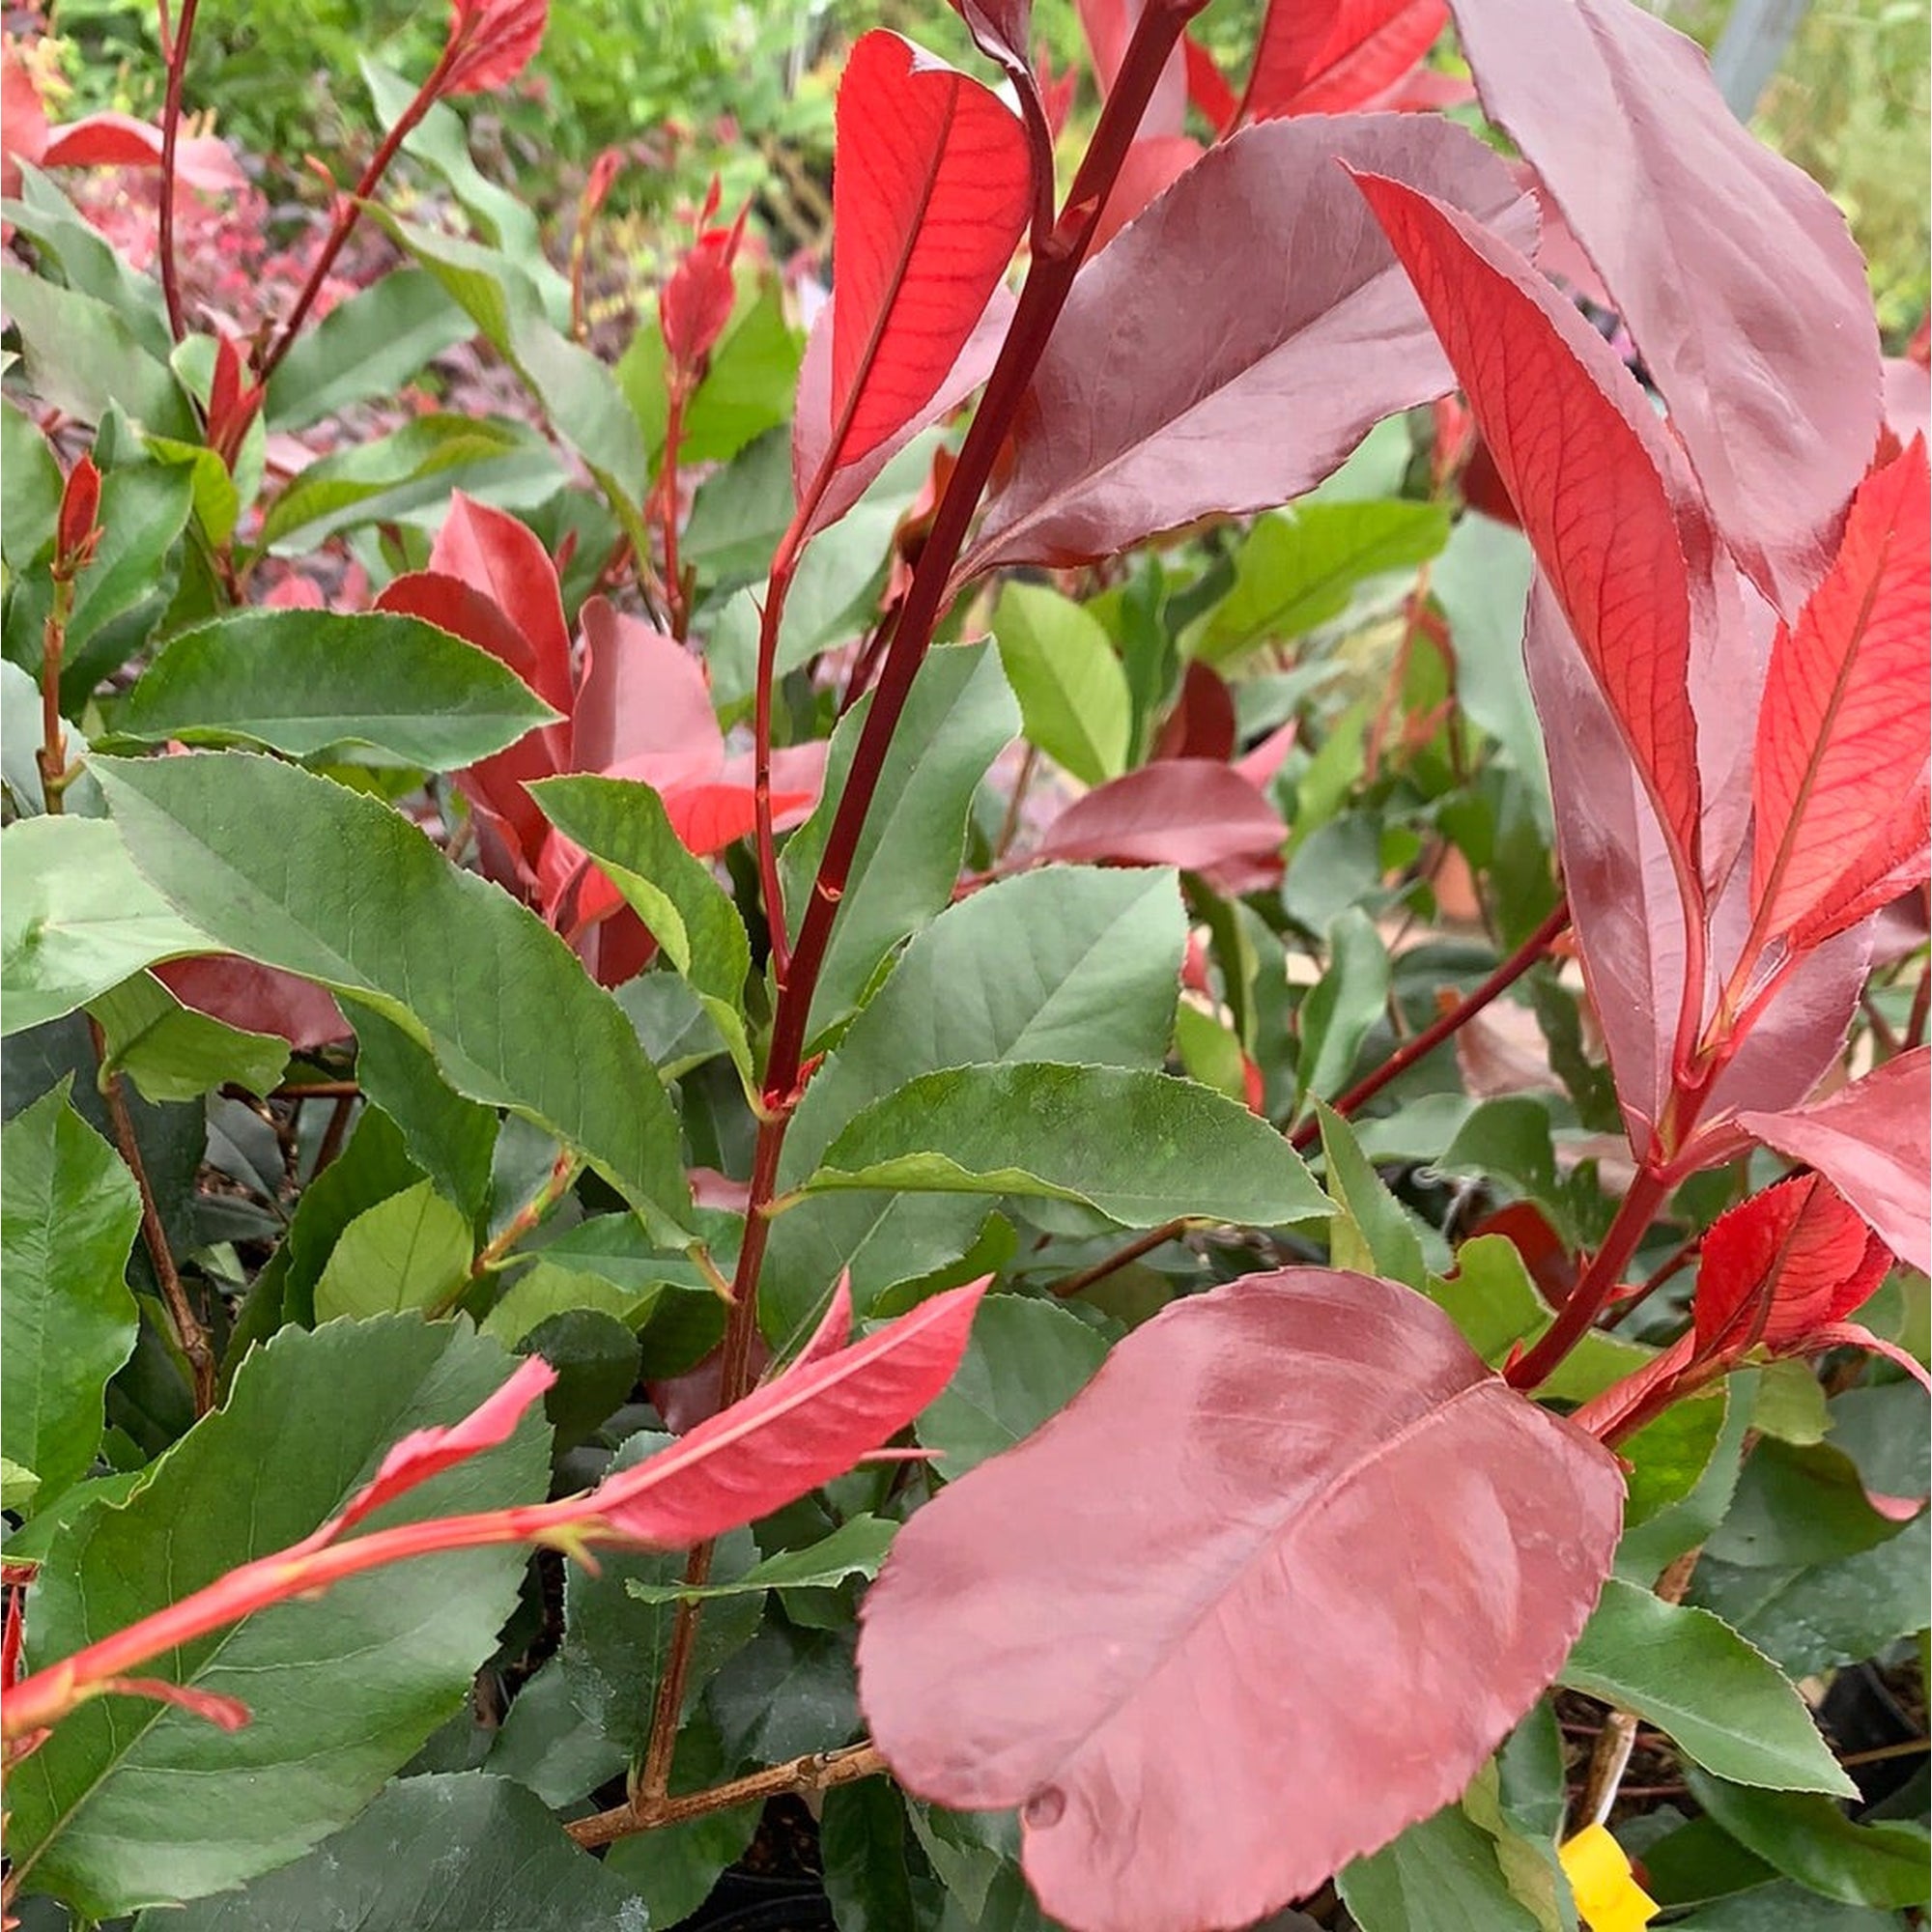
<box><xmin>1</xmin><ymin>0</ymin><xmax>1927</xmax><ymax>1927</ymax></box>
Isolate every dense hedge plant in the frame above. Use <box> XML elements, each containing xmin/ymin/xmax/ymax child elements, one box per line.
<box><xmin>2</xmin><ymin>0</ymin><xmax>1929</xmax><ymax>1928</ymax></box>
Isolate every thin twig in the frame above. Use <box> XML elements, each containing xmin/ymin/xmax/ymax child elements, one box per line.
<box><xmin>993</xmin><ymin>744</ymin><xmax>1039</xmax><ymax>862</ymax></box>
<box><xmin>1052</xmin><ymin>1218</ymin><xmax>1193</xmax><ymax>1298</ymax></box>
<box><xmin>91</xmin><ymin>1021</ymin><xmax>217</xmax><ymax>1416</ymax></box>
<box><xmin>311</xmin><ymin>1093</ymin><xmax>356</xmax><ymax>1179</ymax></box>
<box><xmin>568</xmin><ymin>1742</ymin><xmax>886</xmax><ymax>1849</ymax></box>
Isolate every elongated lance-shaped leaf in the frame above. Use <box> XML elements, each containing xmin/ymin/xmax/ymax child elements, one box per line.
<box><xmin>1237</xmin><ymin>0</ymin><xmax>1447</xmax><ymax>122</ymax></box>
<box><xmin>114</xmin><ymin>610</ymin><xmax>561</xmax><ymax>768</ymax></box>
<box><xmin>858</xmin><ymin>1268</ymin><xmax>1623</xmax><ymax>1932</ymax></box>
<box><xmin>1446</xmin><ymin>0</ymin><xmax>1882</xmax><ymax>619</ymax></box>
<box><xmin>1750</xmin><ymin>439</ymin><xmax>1931</xmax><ymax>950</ymax></box>
<box><xmin>961</xmin><ymin>114</ymin><xmax>1532</xmax><ymax>575</ymax></box>
<box><xmin>1351</xmin><ymin>170</ymin><xmax>1703</xmax><ymax>883</ymax></box>
<box><xmin>93</xmin><ymin>753</ymin><xmax>693</xmax><ymax>1238</ymax></box>
<box><xmin>816</xmin><ymin>31</ymin><xmax>1031</xmax><ymax>480</ymax></box>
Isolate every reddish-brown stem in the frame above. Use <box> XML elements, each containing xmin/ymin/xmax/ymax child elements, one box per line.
<box><xmin>255</xmin><ymin>44</ymin><xmax>458</xmax><ymax>384</ymax></box>
<box><xmin>156</xmin><ymin>0</ymin><xmax>201</xmax><ymax>341</ymax></box>
<box><xmin>90</xmin><ymin>1020</ymin><xmax>218</xmax><ymax>1416</ymax></box>
<box><xmin>1288</xmin><ymin>896</ymin><xmax>1572</xmax><ymax>1153</ymax></box>
<box><xmin>634</xmin><ymin>1540</ymin><xmax>714</xmax><ymax>1803</ymax></box>
<box><xmin>1599</xmin><ymin>1223</ymin><xmax>1705</xmax><ymax>1332</ymax></box>
<box><xmin>658</xmin><ymin>380</ymin><xmax>692</xmax><ymax>640</ymax></box>
<box><xmin>636</xmin><ymin>2</ymin><xmax>1205</xmax><ymax>1816</ymax></box>
<box><xmin>570</xmin><ymin>1741</ymin><xmax>886</xmax><ymax>1848</ymax></box>
<box><xmin>310</xmin><ymin>1092</ymin><xmax>357</xmax><ymax>1179</ymax></box>
<box><xmin>36</xmin><ymin>579</ymin><xmax>74</xmax><ymax>809</ymax></box>
<box><xmin>1051</xmin><ymin>1218</ymin><xmax>1193</xmax><ymax>1298</ymax></box>
<box><xmin>993</xmin><ymin>743</ymin><xmax>1039</xmax><ymax>861</ymax></box>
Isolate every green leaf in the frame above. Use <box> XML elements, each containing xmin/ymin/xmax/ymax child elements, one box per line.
<box><xmin>1318</xmin><ymin>1100</ymin><xmax>1430</xmax><ymax>1289</ymax></box>
<box><xmin>1191</xmin><ymin>499</ymin><xmax>1449</xmax><ymax>668</ymax></box>
<box><xmin>1561</xmin><ymin>1578</ymin><xmax>1855</xmax><ymax>1796</ymax></box>
<box><xmin>1619</xmin><ymin>1370</ymin><xmax>1756</xmax><ymax>1582</ymax></box>
<box><xmin>915</xmin><ymin>1293</ymin><xmax>1110</xmax><ymax>1478</ymax></box>
<box><xmin>822</xmin><ymin>1781</ymin><xmax>919</xmax><ymax>1932</ymax></box>
<box><xmin>5</xmin><ymin>167</ymin><xmax>173</xmax><ymax>355</ymax></box>
<box><xmin>482</xmin><ymin>1661</ymin><xmax>627</xmax><ymax>1809</ymax></box>
<box><xmin>481</xmin><ymin>1261</ymin><xmax>659</xmax><ymax>1347</ymax></box>
<box><xmin>1</xmin><ymin>1457</ymin><xmax>40</xmax><ymax>1510</ymax></box>
<box><xmin>761</xmin><ymin>865</ymin><xmax>1185</xmax><ymax>1337</ymax></box>
<box><xmin>2</xmin><ymin>395</ymin><xmax>62</xmax><ymax>570</ymax></box>
<box><xmin>531</xmin><ymin>774</ymin><xmax>753</xmax><ymax>1083</ymax></box>
<box><xmin>375</xmin><ymin>212</ymin><xmax>647</xmax><ymax>503</ymax></box>
<box><xmin>1430</xmin><ymin>1233</ymin><xmax>1545</xmax><ymax>1364</ymax></box>
<box><xmin>264</xmin><ymin>269</ymin><xmax>472</xmax><ymax>432</ymax></box>
<box><xmin>804</xmin><ymin>1063</ymin><xmax>1328</xmax><ymax>1230</ymax></box>
<box><xmin>94</xmin><ymin>753</ymin><xmax>692</xmax><ymax>1237</ymax></box>
<box><xmin>1</xmin><ymin>1085</ymin><xmax>141</xmax><ymax>1506</ymax></box>
<box><xmin>623</xmin><ymin>1514</ymin><xmax>896</xmax><ymax>1604</ymax></box>
<box><xmin>255</xmin><ymin>414</ymin><xmax>551</xmax><ymax>554</ymax></box>
<box><xmin>1683</xmin><ymin>1775</ymin><xmax>1931</xmax><ymax>1909</ymax></box>
<box><xmin>597</xmin><ymin>1713</ymin><xmax>759</xmax><ymax>1921</ymax></box>
<box><xmin>559</xmin><ymin>1434</ymin><xmax>762</xmax><ymax>1751</ymax></box>
<box><xmin>138</xmin><ymin>1772</ymin><xmax>651</xmax><ymax>1929</ymax></box>
<box><xmin>352</xmin><ymin>1007</ymin><xmax>498</xmax><ymax>1229</ymax></box>
<box><xmin>87</xmin><ymin>972</ymin><xmax>288</xmax><ymax>1103</ymax></box>
<box><xmin>0</xmin><ymin>265</ymin><xmax>196</xmax><ymax>440</ymax></box>
<box><xmin>1</xmin><ymin>817</ymin><xmax>210</xmax><ymax>1035</ymax></box>
<box><xmin>1622</xmin><ymin>1388</ymin><xmax>1730</xmax><ymax>1528</ymax></box>
<box><xmin>1706</xmin><ymin>1435</ymin><xmax>1917</xmax><ymax>1569</ymax></box>
<box><xmin>1340</xmin><ymin>1792</ymin><xmax>1547</xmax><ymax>1932</ymax></box>
<box><xmin>115</xmin><ymin>611</ymin><xmax>559</xmax><ymax>768</ymax></box>
<box><xmin>992</xmin><ymin>582</ymin><xmax>1131</xmax><ymax>786</ymax></box>
<box><xmin>779</xmin><ymin>641</ymin><xmax>1018</xmax><ymax>1043</ymax></box>
<box><xmin>705</xmin><ymin>1619</ymin><xmax>859</xmax><ymax>1764</ymax></box>
<box><xmin>6</xmin><ymin>1318</ymin><xmax>551</xmax><ymax>1915</ymax></box>
<box><xmin>1296</xmin><ymin>908</ymin><xmax>1391</xmax><ymax>1116</ymax></box>
<box><xmin>314</xmin><ymin>1180</ymin><xmax>474</xmax><ymax>1321</ymax></box>
<box><xmin>1666</xmin><ymin>1884</ymin><xmax>1911</xmax><ymax>1929</ymax></box>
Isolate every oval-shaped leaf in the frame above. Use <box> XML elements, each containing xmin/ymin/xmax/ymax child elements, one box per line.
<box><xmin>1561</xmin><ymin>1577</ymin><xmax>1854</xmax><ymax>1796</ymax></box>
<box><xmin>116</xmin><ymin>610</ymin><xmax>559</xmax><ymax>768</ymax></box>
<box><xmin>858</xmin><ymin>1268</ymin><xmax>1623</xmax><ymax>1931</ymax></box>
<box><xmin>816</xmin><ymin>31</ymin><xmax>1031</xmax><ymax>478</ymax></box>
<box><xmin>93</xmin><ymin>753</ymin><xmax>692</xmax><ymax>1237</ymax></box>
<box><xmin>991</xmin><ymin>582</ymin><xmax>1131</xmax><ymax>786</ymax></box>
<box><xmin>0</xmin><ymin>1085</ymin><xmax>140</xmax><ymax>1507</ymax></box>
<box><xmin>1026</xmin><ymin>761</ymin><xmax>1285</xmax><ymax>871</ymax></box>
<box><xmin>7</xmin><ymin>1318</ymin><xmax>551</xmax><ymax>1916</ymax></box>
<box><xmin>961</xmin><ymin>114</ymin><xmax>1531</xmax><ymax>572</ymax></box>
<box><xmin>804</xmin><ymin>1063</ymin><xmax>1328</xmax><ymax>1229</ymax></box>
<box><xmin>1445</xmin><ymin>0</ymin><xmax>1882</xmax><ymax>617</ymax></box>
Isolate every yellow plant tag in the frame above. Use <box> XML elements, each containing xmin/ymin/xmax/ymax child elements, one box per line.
<box><xmin>1559</xmin><ymin>1823</ymin><xmax>1660</xmax><ymax>1932</ymax></box>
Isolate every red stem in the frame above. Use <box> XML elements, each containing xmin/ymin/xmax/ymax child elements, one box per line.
<box><xmin>156</xmin><ymin>0</ymin><xmax>201</xmax><ymax>341</ymax></box>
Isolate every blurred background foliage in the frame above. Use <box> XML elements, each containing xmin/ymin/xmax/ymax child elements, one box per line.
<box><xmin>34</xmin><ymin>0</ymin><xmax>1927</xmax><ymax>337</ymax></box>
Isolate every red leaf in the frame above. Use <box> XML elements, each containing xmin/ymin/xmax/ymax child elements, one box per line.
<box><xmin>1238</xmin><ymin>0</ymin><xmax>1448</xmax><ymax>123</ymax></box>
<box><xmin>858</xmin><ymin>1269</ymin><xmax>1622</xmax><ymax>1930</ymax></box>
<box><xmin>1182</xmin><ymin>33</ymin><xmax>1239</xmax><ymax>134</ymax></box>
<box><xmin>336</xmin><ymin>1355</ymin><xmax>557</xmax><ymax>1537</ymax></box>
<box><xmin>154</xmin><ymin>956</ymin><xmax>349</xmax><ymax>1052</ymax></box>
<box><xmin>424</xmin><ymin>495</ymin><xmax>573</xmax><ymax>715</ymax></box>
<box><xmin>792</xmin><ymin>285</ymin><xmax>1012</xmax><ymax>543</ymax></box>
<box><xmin>950</xmin><ymin>1</ymin><xmax>1057</xmax><ymax>216</ymax></box>
<box><xmin>818</xmin><ymin>33</ymin><xmax>1030</xmax><ymax>477</ymax></box>
<box><xmin>1692</xmin><ymin>1173</ymin><xmax>1889</xmax><ymax>1362</ymax></box>
<box><xmin>1028</xmin><ymin>761</ymin><xmax>1285</xmax><ymax>870</ymax></box>
<box><xmin>1150</xmin><ymin>660</ymin><xmax>1236</xmax><ymax>763</ymax></box>
<box><xmin>1352</xmin><ymin>171</ymin><xmax>1704</xmax><ymax>875</ymax></box>
<box><xmin>661</xmin><ymin>213</ymin><xmax>747</xmax><ymax>370</ymax></box>
<box><xmin>1738</xmin><ymin>1049</ymin><xmax>1932</xmax><ymax>1277</ymax></box>
<box><xmin>1750</xmin><ymin>440</ymin><xmax>1932</xmax><ymax>950</ymax></box>
<box><xmin>1089</xmin><ymin>134</ymin><xmax>1203</xmax><ymax>257</ymax></box>
<box><xmin>2</xmin><ymin>41</ymin><xmax>48</xmax><ymax>199</ymax></box>
<box><xmin>1444</xmin><ymin>0</ymin><xmax>1881</xmax><ymax>618</ymax></box>
<box><xmin>963</xmin><ymin>115</ymin><xmax>1531</xmax><ymax>574</ymax></box>
<box><xmin>1076</xmin><ymin>0</ymin><xmax>1188</xmax><ymax>138</ymax></box>
<box><xmin>442</xmin><ymin>0</ymin><xmax>548</xmax><ymax>97</ymax></box>
<box><xmin>586</xmin><ymin>1277</ymin><xmax>988</xmax><ymax>1547</ymax></box>
<box><xmin>40</xmin><ymin>113</ymin><xmax>245</xmax><ymax>192</ymax></box>
<box><xmin>572</xmin><ymin>599</ymin><xmax>722</xmax><ymax>790</ymax></box>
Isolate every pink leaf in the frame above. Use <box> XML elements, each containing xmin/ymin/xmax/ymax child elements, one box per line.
<box><xmin>1027</xmin><ymin>761</ymin><xmax>1285</xmax><ymax>870</ymax></box>
<box><xmin>587</xmin><ymin>1277</ymin><xmax>988</xmax><ymax>1547</ymax></box>
<box><xmin>1076</xmin><ymin>0</ymin><xmax>1188</xmax><ymax>139</ymax></box>
<box><xmin>963</xmin><ymin>115</ymin><xmax>1532</xmax><ymax>574</ymax></box>
<box><xmin>154</xmin><ymin>956</ymin><xmax>349</xmax><ymax>1052</ymax></box>
<box><xmin>572</xmin><ymin>599</ymin><xmax>722</xmax><ymax>789</ymax></box>
<box><xmin>858</xmin><ymin>1269</ymin><xmax>1622</xmax><ymax>1931</ymax></box>
<box><xmin>792</xmin><ymin>286</ymin><xmax>1012</xmax><ymax>543</ymax></box>
<box><xmin>1750</xmin><ymin>440</ymin><xmax>1932</xmax><ymax>950</ymax></box>
<box><xmin>1692</xmin><ymin>1173</ymin><xmax>1890</xmax><ymax>1361</ymax></box>
<box><xmin>336</xmin><ymin>1355</ymin><xmax>557</xmax><ymax>1537</ymax></box>
<box><xmin>1183</xmin><ymin>33</ymin><xmax>1239</xmax><ymax>134</ymax></box>
<box><xmin>1444</xmin><ymin>0</ymin><xmax>1881</xmax><ymax>617</ymax></box>
<box><xmin>818</xmin><ymin>33</ymin><xmax>1031</xmax><ymax>478</ymax></box>
<box><xmin>1352</xmin><ymin>170</ymin><xmax>1704</xmax><ymax>877</ymax></box>
<box><xmin>97</xmin><ymin>1677</ymin><xmax>251</xmax><ymax>1732</ymax></box>
<box><xmin>1238</xmin><ymin>0</ymin><xmax>1448</xmax><ymax>123</ymax></box>
<box><xmin>1738</xmin><ymin>1049</ymin><xmax>1932</xmax><ymax>1277</ymax></box>
<box><xmin>442</xmin><ymin>0</ymin><xmax>549</xmax><ymax>97</ymax></box>
<box><xmin>2</xmin><ymin>41</ymin><xmax>48</xmax><ymax>199</ymax></box>
<box><xmin>41</xmin><ymin>113</ymin><xmax>245</xmax><ymax>192</ymax></box>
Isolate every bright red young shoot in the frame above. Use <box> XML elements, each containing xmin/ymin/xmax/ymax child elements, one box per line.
<box><xmin>440</xmin><ymin>0</ymin><xmax>549</xmax><ymax>97</ymax></box>
<box><xmin>1237</xmin><ymin>0</ymin><xmax>1448</xmax><ymax>124</ymax></box>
